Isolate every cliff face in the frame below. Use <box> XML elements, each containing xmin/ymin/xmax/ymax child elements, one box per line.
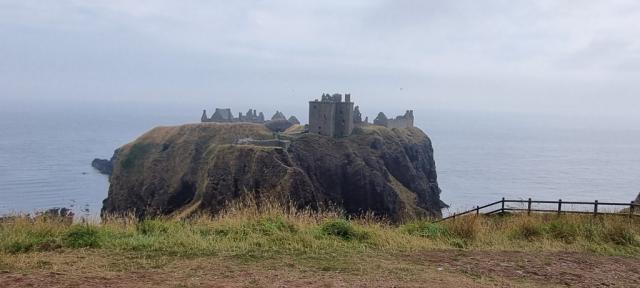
<box><xmin>102</xmin><ymin>123</ymin><xmax>446</xmax><ymax>221</ymax></box>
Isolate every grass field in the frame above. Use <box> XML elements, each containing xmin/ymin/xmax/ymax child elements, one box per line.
<box><xmin>1</xmin><ymin>200</ymin><xmax>639</xmax><ymax>287</ymax></box>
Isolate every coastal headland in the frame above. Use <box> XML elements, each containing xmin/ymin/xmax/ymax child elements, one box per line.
<box><xmin>101</xmin><ymin>123</ymin><xmax>446</xmax><ymax>222</ymax></box>
<box><xmin>102</xmin><ymin>94</ymin><xmax>445</xmax><ymax>222</ymax></box>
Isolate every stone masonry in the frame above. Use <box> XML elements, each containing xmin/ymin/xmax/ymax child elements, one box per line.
<box><xmin>202</xmin><ymin>108</ymin><xmax>287</xmax><ymax>124</ymax></box>
<box><xmin>201</xmin><ymin>93</ymin><xmax>415</xmax><ymax>138</ymax></box>
<box><xmin>373</xmin><ymin>110</ymin><xmax>414</xmax><ymax>129</ymax></box>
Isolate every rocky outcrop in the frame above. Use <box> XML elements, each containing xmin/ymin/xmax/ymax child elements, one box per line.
<box><xmin>91</xmin><ymin>159</ymin><xmax>112</xmax><ymax>175</ymax></box>
<box><xmin>91</xmin><ymin>149</ymin><xmax>119</xmax><ymax>176</ymax></box>
<box><xmin>101</xmin><ymin>123</ymin><xmax>446</xmax><ymax>222</ymax></box>
<box><xmin>635</xmin><ymin>192</ymin><xmax>640</xmax><ymax>204</ymax></box>
<box><xmin>38</xmin><ymin>208</ymin><xmax>74</xmax><ymax>224</ymax></box>
<box><xmin>1</xmin><ymin>208</ymin><xmax>74</xmax><ymax>225</ymax></box>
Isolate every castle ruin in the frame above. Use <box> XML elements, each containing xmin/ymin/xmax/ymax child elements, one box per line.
<box><xmin>308</xmin><ymin>93</ymin><xmax>354</xmax><ymax>138</ymax></box>
<box><xmin>373</xmin><ymin>110</ymin><xmax>414</xmax><ymax>129</ymax></box>
<box><xmin>201</xmin><ymin>93</ymin><xmax>415</xmax><ymax>138</ymax></box>
<box><xmin>238</xmin><ymin>109</ymin><xmax>265</xmax><ymax>123</ymax></box>
<box><xmin>308</xmin><ymin>93</ymin><xmax>414</xmax><ymax>138</ymax></box>
<box><xmin>201</xmin><ymin>108</ymin><xmax>274</xmax><ymax>124</ymax></box>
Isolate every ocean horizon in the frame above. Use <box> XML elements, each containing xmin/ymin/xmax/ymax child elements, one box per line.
<box><xmin>1</xmin><ymin>99</ymin><xmax>639</xmax><ymax>217</ymax></box>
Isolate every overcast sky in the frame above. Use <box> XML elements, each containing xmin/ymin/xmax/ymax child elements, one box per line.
<box><xmin>1</xmin><ymin>1</ymin><xmax>639</xmax><ymax>120</ymax></box>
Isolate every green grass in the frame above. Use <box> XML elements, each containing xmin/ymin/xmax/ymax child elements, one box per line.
<box><xmin>1</xmin><ymin>203</ymin><xmax>639</xmax><ymax>260</ymax></box>
<box><xmin>320</xmin><ymin>219</ymin><xmax>369</xmax><ymax>241</ymax></box>
<box><xmin>401</xmin><ymin>221</ymin><xmax>449</xmax><ymax>238</ymax></box>
<box><xmin>63</xmin><ymin>225</ymin><xmax>101</xmax><ymax>248</ymax></box>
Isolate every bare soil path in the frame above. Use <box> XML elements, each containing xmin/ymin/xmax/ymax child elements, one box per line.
<box><xmin>1</xmin><ymin>250</ymin><xmax>638</xmax><ymax>287</ymax></box>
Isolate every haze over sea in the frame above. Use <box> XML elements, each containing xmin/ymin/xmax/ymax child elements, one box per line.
<box><xmin>1</xmin><ymin>99</ymin><xmax>639</xmax><ymax>217</ymax></box>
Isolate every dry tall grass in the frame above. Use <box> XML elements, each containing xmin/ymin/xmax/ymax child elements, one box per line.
<box><xmin>1</xmin><ymin>198</ymin><xmax>639</xmax><ymax>263</ymax></box>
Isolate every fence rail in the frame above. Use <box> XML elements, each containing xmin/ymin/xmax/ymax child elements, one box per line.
<box><xmin>435</xmin><ymin>198</ymin><xmax>640</xmax><ymax>223</ymax></box>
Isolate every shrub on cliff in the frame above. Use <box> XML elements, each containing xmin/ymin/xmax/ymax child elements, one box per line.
<box><xmin>63</xmin><ymin>225</ymin><xmax>101</xmax><ymax>248</ymax></box>
<box><xmin>320</xmin><ymin>219</ymin><xmax>369</xmax><ymax>241</ymax></box>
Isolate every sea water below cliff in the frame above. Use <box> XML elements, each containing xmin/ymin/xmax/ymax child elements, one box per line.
<box><xmin>1</xmin><ymin>100</ymin><xmax>639</xmax><ymax>217</ymax></box>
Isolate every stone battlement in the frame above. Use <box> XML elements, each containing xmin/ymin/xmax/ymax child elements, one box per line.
<box><xmin>201</xmin><ymin>93</ymin><xmax>415</xmax><ymax>139</ymax></box>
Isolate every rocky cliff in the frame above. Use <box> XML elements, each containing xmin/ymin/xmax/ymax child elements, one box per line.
<box><xmin>101</xmin><ymin>123</ymin><xmax>446</xmax><ymax>221</ymax></box>
<box><xmin>91</xmin><ymin>150</ymin><xmax>119</xmax><ymax>176</ymax></box>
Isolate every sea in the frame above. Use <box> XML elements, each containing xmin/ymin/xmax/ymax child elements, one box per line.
<box><xmin>1</xmin><ymin>99</ymin><xmax>639</xmax><ymax>217</ymax></box>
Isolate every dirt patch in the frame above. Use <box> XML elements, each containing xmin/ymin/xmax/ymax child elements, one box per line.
<box><xmin>1</xmin><ymin>250</ymin><xmax>638</xmax><ymax>287</ymax></box>
<box><xmin>0</xmin><ymin>269</ymin><xmax>480</xmax><ymax>288</ymax></box>
<box><xmin>409</xmin><ymin>250</ymin><xmax>640</xmax><ymax>287</ymax></box>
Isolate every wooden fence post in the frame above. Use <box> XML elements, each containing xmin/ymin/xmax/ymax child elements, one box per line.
<box><xmin>630</xmin><ymin>201</ymin><xmax>635</xmax><ymax>218</ymax></box>
<box><xmin>501</xmin><ymin>197</ymin><xmax>505</xmax><ymax>213</ymax></box>
<box><xmin>527</xmin><ymin>198</ymin><xmax>532</xmax><ymax>215</ymax></box>
<box><xmin>557</xmin><ymin>199</ymin><xmax>562</xmax><ymax>215</ymax></box>
<box><xmin>476</xmin><ymin>206</ymin><xmax>480</xmax><ymax>215</ymax></box>
<box><xmin>594</xmin><ymin>200</ymin><xmax>598</xmax><ymax>217</ymax></box>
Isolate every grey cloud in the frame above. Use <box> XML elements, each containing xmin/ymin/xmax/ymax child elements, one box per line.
<box><xmin>0</xmin><ymin>0</ymin><xmax>639</xmax><ymax>120</ymax></box>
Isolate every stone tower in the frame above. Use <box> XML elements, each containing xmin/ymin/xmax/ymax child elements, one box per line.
<box><xmin>308</xmin><ymin>93</ymin><xmax>354</xmax><ymax>138</ymax></box>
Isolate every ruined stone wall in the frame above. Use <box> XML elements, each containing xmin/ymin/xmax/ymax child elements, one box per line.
<box><xmin>202</xmin><ymin>108</ymin><xmax>269</xmax><ymax>123</ymax></box>
<box><xmin>373</xmin><ymin>112</ymin><xmax>388</xmax><ymax>127</ymax></box>
<box><xmin>211</xmin><ymin>108</ymin><xmax>233</xmax><ymax>122</ymax></box>
<box><xmin>271</xmin><ymin>111</ymin><xmax>287</xmax><ymax>121</ymax></box>
<box><xmin>238</xmin><ymin>109</ymin><xmax>265</xmax><ymax>123</ymax></box>
<box><xmin>386</xmin><ymin>118</ymin><xmax>411</xmax><ymax>129</ymax></box>
<box><xmin>374</xmin><ymin>110</ymin><xmax>414</xmax><ymax>129</ymax></box>
<box><xmin>353</xmin><ymin>106</ymin><xmax>363</xmax><ymax>124</ymax></box>
<box><xmin>201</xmin><ymin>110</ymin><xmax>210</xmax><ymax>122</ymax></box>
